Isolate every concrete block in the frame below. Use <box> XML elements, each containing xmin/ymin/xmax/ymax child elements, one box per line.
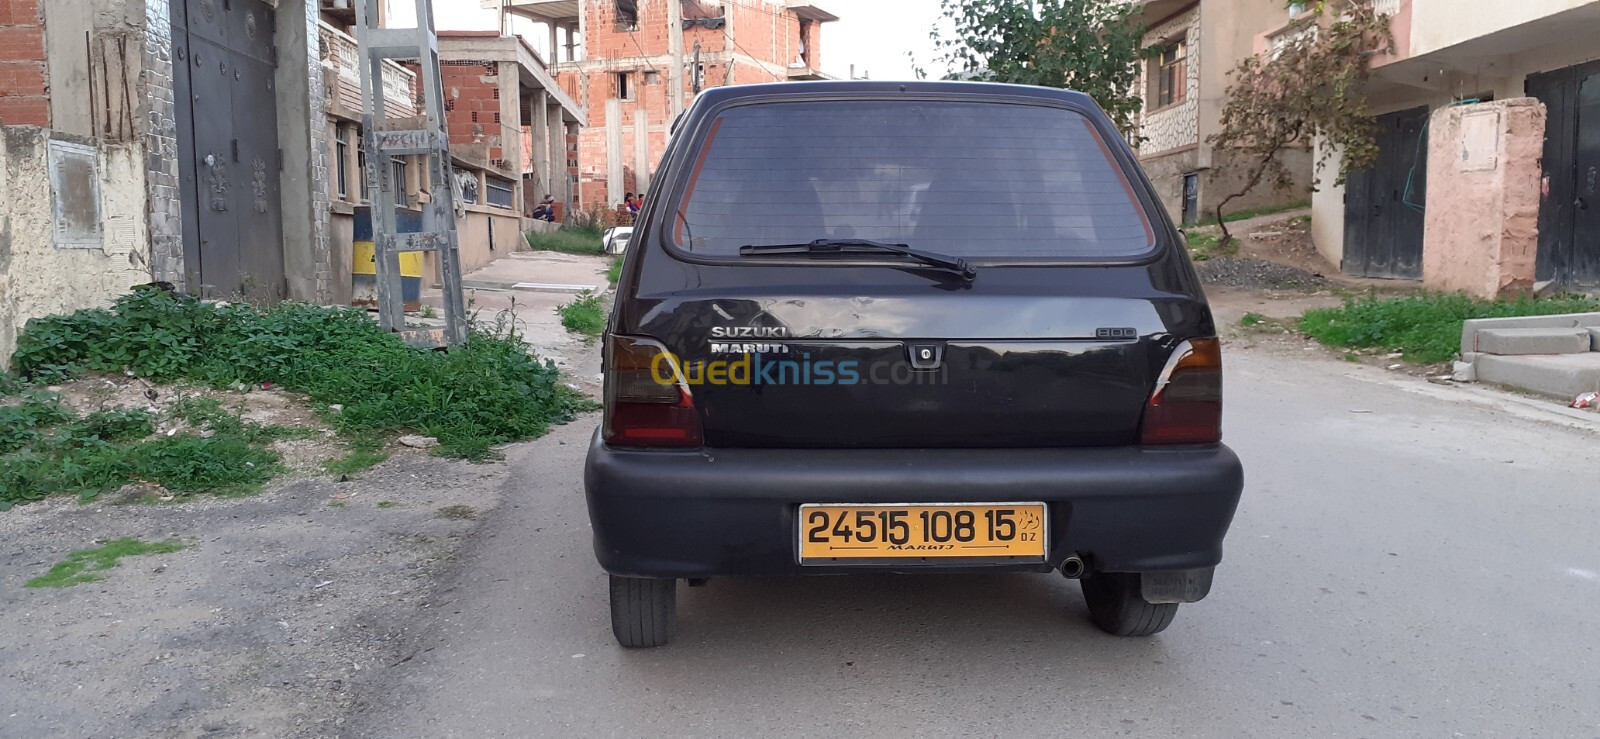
<box><xmin>1460</xmin><ymin>312</ymin><xmax>1600</xmax><ymax>355</ymax></box>
<box><xmin>1475</xmin><ymin>354</ymin><xmax>1600</xmax><ymax>399</ymax></box>
<box><xmin>1474</xmin><ymin>327</ymin><xmax>1593</xmax><ymax>356</ymax></box>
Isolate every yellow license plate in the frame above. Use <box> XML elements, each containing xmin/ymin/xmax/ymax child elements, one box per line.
<box><xmin>798</xmin><ymin>503</ymin><xmax>1047</xmax><ymax>563</ymax></box>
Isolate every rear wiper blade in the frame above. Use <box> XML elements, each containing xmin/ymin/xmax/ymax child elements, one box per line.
<box><xmin>739</xmin><ymin>239</ymin><xmax>977</xmax><ymax>282</ymax></box>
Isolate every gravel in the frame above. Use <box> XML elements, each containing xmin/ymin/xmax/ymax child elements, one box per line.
<box><xmin>1196</xmin><ymin>256</ymin><xmax>1327</xmax><ymax>290</ymax></box>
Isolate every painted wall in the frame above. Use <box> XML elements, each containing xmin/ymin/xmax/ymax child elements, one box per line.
<box><xmin>1310</xmin><ymin>138</ymin><xmax>1345</xmax><ymax>268</ymax></box>
<box><xmin>1420</xmin><ymin>99</ymin><xmax>1545</xmax><ymax>298</ymax></box>
<box><xmin>1408</xmin><ymin>0</ymin><xmax>1593</xmax><ymax>59</ymax></box>
<box><xmin>0</xmin><ymin>128</ymin><xmax>150</xmax><ymax>366</ymax></box>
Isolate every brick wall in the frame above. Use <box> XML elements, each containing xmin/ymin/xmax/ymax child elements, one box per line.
<box><xmin>0</xmin><ymin>0</ymin><xmax>48</xmax><ymax>127</ymax></box>
<box><xmin>440</xmin><ymin>61</ymin><xmax>503</xmax><ymax>158</ymax></box>
<box><xmin>561</xmin><ymin>0</ymin><xmax>830</xmax><ymax>208</ymax></box>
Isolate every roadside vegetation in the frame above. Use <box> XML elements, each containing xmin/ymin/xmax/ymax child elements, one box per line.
<box><xmin>26</xmin><ymin>538</ymin><xmax>185</xmax><ymax>588</ymax></box>
<box><xmin>1301</xmin><ymin>293</ymin><xmax>1600</xmax><ymax>363</ymax></box>
<box><xmin>525</xmin><ymin>228</ymin><xmax>604</xmax><ymax>255</ymax></box>
<box><xmin>1185</xmin><ymin>231</ymin><xmax>1238</xmax><ymax>262</ymax></box>
<box><xmin>0</xmin><ymin>286</ymin><xmax>591</xmax><ymax>507</ymax></box>
<box><xmin>1197</xmin><ymin>200</ymin><xmax>1310</xmax><ymax>228</ymax></box>
<box><xmin>608</xmin><ymin>255</ymin><xmax>624</xmax><ymax>285</ymax></box>
<box><xmin>558</xmin><ymin>292</ymin><xmax>607</xmax><ymax>337</ymax></box>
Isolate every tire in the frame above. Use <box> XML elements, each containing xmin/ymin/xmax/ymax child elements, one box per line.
<box><xmin>1080</xmin><ymin>572</ymin><xmax>1179</xmax><ymax>637</ymax></box>
<box><xmin>609</xmin><ymin>575</ymin><xmax>677</xmax><ymax>648</ymax></box>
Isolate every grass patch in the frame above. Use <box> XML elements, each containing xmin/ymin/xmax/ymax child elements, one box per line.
<box><xmin>436</xmin><ymin>504</ymin><xmax>477</xmax><ymax>520</ymax></box>
<box><xmin>1301</xmin><ymin>293</ymin><xmax>1600</xmax><ymax>363</ymax></box>
<box><xmin>607</xmin><ymin>255</ymin><xmax>624</xmax><ymax>285</ymax></box>
<box><xmin>26</xmin><ymin>537</ymin><xmax>185</xmax><ymax>588</ymax></box>
<box><xmin>1186</xmin><ymin>231</ymin><xmax>1237</xmax><ymax>262</ymax></box>
<box><xmin>1239</xmin><ymin>312</ymin><xmax>1265</xmax><ymax>327</ymax></box>
<box><xmin>526</xmin><ymin>229</ymin><xmax>603</xmax><ymax>255</ymax></box>
<box><xmin>7</xmin><ymin>287</ymin><xmax>589</xmax><ymax>478</ymax></box>
<box><xmin>559</xmin><ymin>293</ymin><xmax>607</xmax><ymax>337</ymax></box>
<box><xmin>324</xmin><ymin>435</ymin><xmax>389</xmax><ymax>476</ymax></box>
<box><xmin>0</xmin><ymin>393</ymin><xmax>282</xmax><ymax>507</ymax></box>
<box><xmin>1202</xmin><ymin>200</ymin><xmax>1311</xmax><ymax>227</ymax></box>
<box><xmin>377</xmin><ymin>501</ymin><xmax>397</xmax><ymax>509</ymax></box>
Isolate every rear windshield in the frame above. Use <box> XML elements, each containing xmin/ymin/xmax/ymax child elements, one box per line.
<box><xmin>672</xmin><ymin>100</ymin><xmax>1155</xmax><ymax>260</ymax></box>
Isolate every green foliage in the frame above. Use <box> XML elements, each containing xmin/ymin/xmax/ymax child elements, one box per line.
<box><xmin>324</xmin><ymin>436</ymin><xmax>390</xmax><ymax>476</ymax></box>
<box><xmin>924</xmin><ymin>0</ymin><xmax>1149</xmax><ymax>131</ymax></box>
<box><xmin>1209</xmin><ymin>2</ymin><xmax>1393</xmax><ymax>242</ymax></box>
<box><xmin>608</xmin><ymin>255</ymin><xmax>624</xmax><ymax>285</ymax></box>
<box><xmin>0</xmin><ymin>393</ymin><xmax>281</xmax><ymax>506</ymax></box>
<box><xmin>26</xmin><ymin>537</ymin><xmax>186</xmax><ymax>588</ymax></box>
<box><xmin>1240</xmin><ymin>312</ymin><xmax>1266</xmax><ymax>327</ymax></box>
<box><xmin>526</xmin><ymin>229</ymin><xmax>604</xmax><ymax>255</ymax></box>
<box><xmin>559</xmin><ymin>293</ymin><xmax>607</xmax><ymax>337</ymax></box>
<box><xmin>1185</xmin><ymin>231</ymin><xmax>1236</xmax><ymax>261</ymax></box>
<box><xmin>1199</xmin><ymin>200</ymin><xmax>1311</xmax><ymax>227</ymax></box>
<box><xmin>10</xmin><ymin>287</ymin><xmax>588</xmax><ymax>461</ymax></box>
<box><xmin>1300</xmin><ymin>294</ymin><xmax>1600</xmax><ymax>363</ymax></box>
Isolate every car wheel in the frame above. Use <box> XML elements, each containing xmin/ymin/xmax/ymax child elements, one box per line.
<box><xmin>1080</xmin><ymin>572</ymin><xmax>1179</xmax><ymax>637</ymax></box>
<box><xmin>609</xmin><ymin>575</ymin><xmax>677</xmax><ymax>648</ymax></box>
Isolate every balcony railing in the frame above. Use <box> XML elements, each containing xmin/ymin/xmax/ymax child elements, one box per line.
<box><xmin>1372</xmin><ymin>0</ymin><xmax>1401</xmax><ymax>17</ymax></box>
<box><xmin>319</xmin><ymin>21</ymin><xmax>419</xmax><ymax>119</ymax></box>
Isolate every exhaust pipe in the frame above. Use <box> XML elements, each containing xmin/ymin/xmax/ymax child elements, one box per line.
<box><xmin>1060</xmin><ymin>555</ymin><xmax>1086</xmax><ymax>580</ymax></box>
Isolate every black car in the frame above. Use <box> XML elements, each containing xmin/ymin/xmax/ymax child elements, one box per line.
<box><xmin>586</xmin><ymin>81</ymin><xmax>1244</xmax><ymax>648</ymax></box>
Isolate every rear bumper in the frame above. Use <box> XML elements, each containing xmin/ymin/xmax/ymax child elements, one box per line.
<box><xmin>584</xmin><ymin>431</ymin><xmax>1243</xmax><ymax>580</ymax></box>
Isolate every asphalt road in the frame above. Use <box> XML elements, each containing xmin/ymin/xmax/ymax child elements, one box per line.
<box><xmin>350</xmin><ymin>346</ymin><xmax>1600</xmax><ymax>738</ymax></box>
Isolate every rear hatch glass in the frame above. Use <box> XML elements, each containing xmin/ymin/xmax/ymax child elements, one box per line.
<box><xmin>673</xmin><ymin>100</ymin><xmax>1155</xmax><ymax>260</ymax></box>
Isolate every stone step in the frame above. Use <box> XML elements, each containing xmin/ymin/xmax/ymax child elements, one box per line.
<box><xmin>1476</xmin><ymin>354</ymin><xmax>1600</xmax><ymax>399</ymax></box>
<box><xmin>1474</xmin><ymin>327</ymin><xmax>1593</xmax><ymax>356</ymax></box>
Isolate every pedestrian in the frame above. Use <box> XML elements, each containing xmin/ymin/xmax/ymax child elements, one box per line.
<box><xmin>532</xmin><ymin>195</ymin><xmax>556</xmax><ymax>222</ymax></box>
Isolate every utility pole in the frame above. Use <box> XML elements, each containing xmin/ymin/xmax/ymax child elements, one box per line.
<box><xmin>692</xmin><ymin>40</ymin><xmax>702</xmax><ymax>94</ymax></box>
<box><xmin>668</xmin><ymin>0</ymin><xmax>686</xmax><ymax>117</ymax></box>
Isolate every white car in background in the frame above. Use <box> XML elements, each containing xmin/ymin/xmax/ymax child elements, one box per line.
<box><xmin>603</xmin><ymin>226</ymin><xmax>634</xmax><ymax>255</ymax></box>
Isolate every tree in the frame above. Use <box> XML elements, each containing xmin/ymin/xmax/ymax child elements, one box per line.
<box><xmin>924</xmin><ymin>0</ymin><xmax>1149</xmax><ymax>131</ymax></box>
<box><xmin>1207</xmin><ymin>1</ymin><xmax>1394</xmax><ymax>245</ymax></box>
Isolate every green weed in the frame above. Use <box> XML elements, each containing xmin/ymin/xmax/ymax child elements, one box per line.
<box><xmin>1301</xmin><ymin>293</ymin><xmax>1600</xmax><ymax>363</ymax></box>
<box><xmin>1239</xmin><ymin>312</ymin><xmax>1266</xmax><ymax>327</ymax></box>
<box><xmin>324</xmin><ymin>436</ymin><xmax>390</xmax><ymax>476</ymax></box>
<box><xmin>26</xmin><ymin>538</ymin><xmax>185</xmax><ymax>588</ymax></box>
<box><xmin>607</xmin><ymin>255</ymin><xmax>624</xmax><ymax>285</ymax></box>
<box><xmin>559</xmin><ymin>293</ymin><xmax>607</xmax><ymax>337</ymax></box>
<box><xmin>526</xmin><ymin>230</ymin><xmax>604</xmax><ymax>255</ymax></box>
<box><xmin>9</xmin><ymin>286</ymin><xmax>588</xmax><ymax>465</ymax></box>
<box><xmin>1203</xmin><ymin>200</ymin><xmax>1311</xmax><ymax>227</ymax></box>
<box><xmin>436</xmin><ymin>504</ymin><xmax>477</xmax><ymax>520</ymax></box>
<box><xmin>377</xmin><ymin>501</ymin><xmax>397</xmax><ymax>509</ymax></box>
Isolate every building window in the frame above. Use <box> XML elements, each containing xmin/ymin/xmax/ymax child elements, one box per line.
<box><xmin>615</xmin><ymin>0</ymin><xmax>638</xmax><ymax>31</ymax></box>
<box><xmin>644</xmin><ymin>70</ymin><xmax>660</xmax><ymax>86</ymax></box>
<box><xmin>1152</xmin><ymin>38</ymin><xmax>1188</xmax><ymax>110</ymax></box>
<box><xmin>486</xmin><ymin>177</ymin><xmax>515</xmax><ymax>209</ymax></box>
<box><xmin>391</xmin><ymin>157</ymin><xmax>409</xmax><ymax>198</ymax></box>
<box><xmin>616</xmin><ymin>72</ymin><xmax>633</xmax><ymax>101</ymax></box>
<box><xmin>335</xmin><ymin>129</ymin><xmax>350</xmax><ymax>200</ymax></box>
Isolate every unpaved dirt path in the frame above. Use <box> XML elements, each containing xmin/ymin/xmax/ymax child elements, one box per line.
<box><xmin>0</xmin><ymin>253</ymin><xmax>612</xmax><ymax>738</ymax></box>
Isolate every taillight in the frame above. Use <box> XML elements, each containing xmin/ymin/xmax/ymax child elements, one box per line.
<box><xmin>1140</xmin><ymin>338</ymin><xmax>1223</xmax><ymax>445</ymax></box>
<box><xmin>603</xmin><ymin>335</ymin><xmax>704</xmax><ymax>448</ymax></box>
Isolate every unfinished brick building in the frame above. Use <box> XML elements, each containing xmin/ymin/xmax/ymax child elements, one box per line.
<box><xmin>492</xmin><ymin>0</ymin><xmax>837</xmax><ymax>212</ymax></box>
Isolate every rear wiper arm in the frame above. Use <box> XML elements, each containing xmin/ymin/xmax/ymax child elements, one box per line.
<box><xmin>739</xmin><ymin>239</ymin><xmax>977</xmax><ymax>282</ymax></box>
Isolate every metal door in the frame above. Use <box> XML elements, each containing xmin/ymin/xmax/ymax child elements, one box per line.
<box><xmin>1529</xmin><ymin>61</ymin><xmax>1600</xmax><ymax>290</ymax></box>
<box><xmin>1576</xmin><ymin>72</ymin><xmax>1600</xmax><ymax>287</ymax></box>
<box><xmin>1181</xmin><ymin>173</ymin><xmax>1199</xmax><ymax>227</ymax></box>
<box><xmin>1343</xmin><ymin>106</ymin><xmax>1428</xmax><ymax>279</ymax></box>
<box><xmin>171</xmin><ymin>0</ymin><xmax>285</xmax><ymax>300</ymax></box>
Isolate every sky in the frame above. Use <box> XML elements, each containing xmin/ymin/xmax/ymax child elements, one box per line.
<box><xmin>413</xmin><ymin>0</ymin><xmax>947</xmax><ymax>81</ymax></box>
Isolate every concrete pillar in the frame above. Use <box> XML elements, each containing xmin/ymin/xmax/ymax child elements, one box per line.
<box><xmin>275</xmin><ymin>0</ymin><xmax>332</xmax><ymax>303</ymax></box>
<box><xmin>634</xmin><ymin>110</ymin><xmax>650</xmax><ymax>195</ymax></box>
<box><xmin>534</xmin><ymin>90</ymin><xmax>550</xmax><ymax>197</ymax></box>
<box><xmin>548</xmin><ymin>23</ymin><xmax>560</xmax><ymax>63</ymax></box>
<box><xmin>606</xmin><ymin>97</ymin><xmax>624</xmax><ymax>207</ymax></box>
<box><xmin>548</xmin><ymin>103</ymin><xmax>565</xmax><ymax>210</ymax></box>
<box><xmin>668</xmin><ymin>0</ymin><xmax>685</xmax><ymax>118</ymax></box>
<box><xmin>1421</xmin><ymin>98</ymin><xmax>1547</xmax><ymax>299</ymax></box>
